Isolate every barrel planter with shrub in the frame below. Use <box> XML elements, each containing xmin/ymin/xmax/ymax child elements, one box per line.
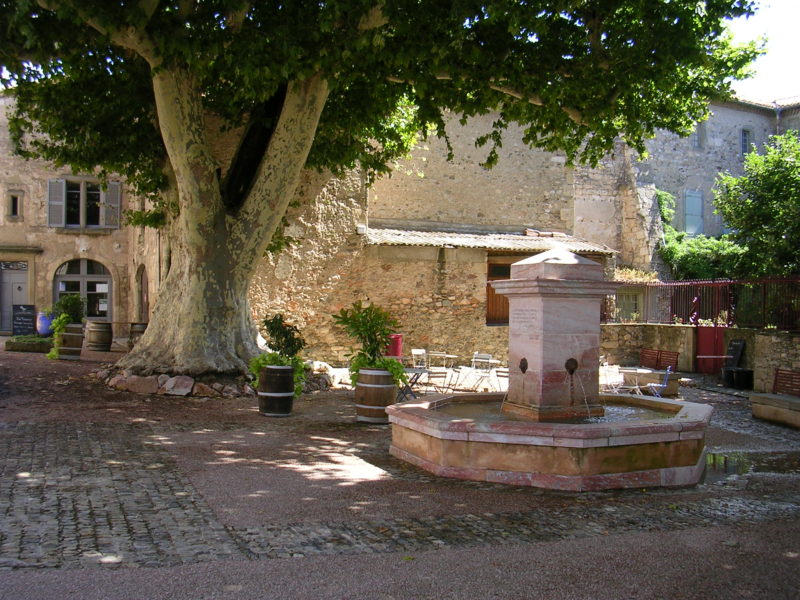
<box><xmin>46</xmin><ymin>294</ymin><xmax>86</xmax><ymax>361</ymax></box>
<box><xmin>57</xmin><ymin>323</ymin><xmax>84</xmax><ymax>360</ymax></box>
<box><xmin>85</xmin><ymin>321</ymin><xmax>113</xmax><ymax>351</ymax></box>
<box><xmin>257</xmin><ymin>365</ymin><xmax>295</xmax><ymax>417</ymax></box>
<box><xmin>354</xmin><ymin>368</ymin><xmax>397</xmax><ymax>423</ymax></box>
<box><xmin>249</xmin><ymin>314</ymin><xmax>308</xmax><ymax>419</ymax></box>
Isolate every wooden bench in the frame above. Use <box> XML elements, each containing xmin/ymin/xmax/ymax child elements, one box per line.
<box><xmin>750</xmin><ymin>369</ymin><xmax>800</xmax><ymax>429</ymax></box>
<box><xmin>639</xmin><ymin>349</ymin><xmax>680</xmax><ymax>371</ymax></box>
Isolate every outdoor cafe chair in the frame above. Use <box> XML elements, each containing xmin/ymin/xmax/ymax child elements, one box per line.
<box><xmin>411</xmin><ymin>348</ymin><xmax>427</xmax><ymax>368</ymax></box>
<box><xmin>645</xmin><ymin>366</ymin><xmax>672</xmax><ymax>398</ymax></box>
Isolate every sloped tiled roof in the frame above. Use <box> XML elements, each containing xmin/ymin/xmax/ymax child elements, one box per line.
<box><xmin>364</xmin><ymin>227</ymin><xmax>615</xmax><ymax>255</ymax></box>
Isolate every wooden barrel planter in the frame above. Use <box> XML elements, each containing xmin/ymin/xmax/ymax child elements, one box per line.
<box><xmin>258</xmin><ymin>365</ymin><xmax>295</xmax><ymax>417</ymax></box>
<box><xmin>58</xmin><ymin>323</ymin><xmax>84</xmax><ymax>360</ymax></box>
<box><xmin>354</xmin><ymin>368</ymin><xmax>397</xmax><ymax>423</ymax></box>
<box><xmin>129</xmin><ymin>322</ymin><xmax>147</xmax><ymax>347</ymax></box>
<box><xmin>85</xmin><ymin>321</ymin><xmax>112</xmax><ymax>351</ymax></box>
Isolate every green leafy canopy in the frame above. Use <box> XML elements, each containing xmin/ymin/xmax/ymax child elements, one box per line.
<box><xmin>1</xmin><ymin>0</ymin><xmax>760</xmax><ymax>187</ymax></box>
<box><xmin>715</xmin><ymin>131</ymin><xmax>800</xmax><ymax>277</ymax></box>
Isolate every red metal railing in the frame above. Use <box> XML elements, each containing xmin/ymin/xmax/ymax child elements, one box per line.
<box><xmin>608</xmin><ymin>277</ymin><xmax>800</xmax><ymax>331</ymax></box>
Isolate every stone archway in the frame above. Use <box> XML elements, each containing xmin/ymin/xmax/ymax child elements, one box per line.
<box><xmin>53</xmin><ymin>259</ymin><xmax>112</xmax><ymax>321</ymax></box>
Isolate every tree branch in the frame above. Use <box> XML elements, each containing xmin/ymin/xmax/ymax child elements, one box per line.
<box><xmin>233</xmin><ymin>74</ymin><xmax>330</xmax><ymax>256</ymax></box>
<box><xmin>226</xmin><ymin>2</ymin><xmax>252</xmax><ymax>31</ymax></box>
<box><xmin>387</xmin><ymin>75</ymin><xmax>586</xmax><ymax>126</ymax></box>
<box><xmin>36</xmin><ymin>0</ymin><xmax>159</xmax><ymax>64</ymax></box>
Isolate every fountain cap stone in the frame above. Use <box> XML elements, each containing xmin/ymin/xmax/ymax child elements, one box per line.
<box><xmin>510</xmin><ymin>248</ymin><xmax>603</xmax><ymax>281</ymax></box>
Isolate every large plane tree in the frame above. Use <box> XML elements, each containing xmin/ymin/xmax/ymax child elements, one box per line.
<box><xmin>0</xmin><ymin>1</ymin><xmax>758</xmax><ymax>376</ymax></box>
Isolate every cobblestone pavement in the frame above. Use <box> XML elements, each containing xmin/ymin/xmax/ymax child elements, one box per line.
<box><xmin>0</xmin><ymin>354</ymin><xmax>799</xmax><ymax>574</ymax></box>
<box><xmin>0</xmin><ymin>422</ymin><xmax>240</xmax><ymax>569</ymax></box>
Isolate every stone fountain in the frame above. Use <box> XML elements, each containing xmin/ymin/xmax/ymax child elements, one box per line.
<box><xmin>386</xmin><ymin>249</ymin><xmax>711</xmax><ymax>491</ymax></box>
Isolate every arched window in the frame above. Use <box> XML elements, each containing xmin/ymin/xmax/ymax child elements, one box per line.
<box><xmin>54</xmin><ymin>259</ymin><xmax>112</xmax><ymax>321</ymax></box>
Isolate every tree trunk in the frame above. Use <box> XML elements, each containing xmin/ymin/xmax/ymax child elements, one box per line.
<box><xmin>117</xmin><ymin>227</ymin><xmax>259</xmax><ymax>375</ymax></box>
<box><xmin>116</xmin><ymin>69</ymin><xmax>329</xmax><ymax>376</ymax></box>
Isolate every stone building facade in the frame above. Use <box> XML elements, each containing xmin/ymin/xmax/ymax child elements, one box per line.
<box><xmin>0</xmin><ymin>96</ymin><xmax>139</xmax><ymax>336</ymax></box>
<box><xmin>3</xmin><ymin>96</ymin><xmax>797</xmax><ymax>367</ymax></box>
<box><xmin>635</xmin><ymin>99</ymin><xmax>797</xmax><ymax>238</ymax></box>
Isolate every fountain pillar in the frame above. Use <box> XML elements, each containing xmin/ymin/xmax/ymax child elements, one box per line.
<box><xmin>491</xmin><ymin>249</ymin><xmax>618</xmax><ymax>421</ymax></box>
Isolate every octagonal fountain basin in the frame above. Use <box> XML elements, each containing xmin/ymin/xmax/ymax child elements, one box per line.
<box><xmin>386</xmin><ymin>393</ymin><xmax>713</xmax><ymax>492</ymax></box>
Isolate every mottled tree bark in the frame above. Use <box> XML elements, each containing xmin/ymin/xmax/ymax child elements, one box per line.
<box><xmin>117</xmin><ymin>69</ymin><xmax>329</xmax><ymax>375</ymax></box>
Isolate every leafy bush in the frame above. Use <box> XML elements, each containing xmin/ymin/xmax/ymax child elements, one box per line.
<box><xmin>656</xmin><ymin>189</ymin><xmax>745</xmax><ymax>280</ymax></box>
<box><xmin>333</xmin><ymin>300</ymin><xmax>398</xmax><ymax>364</ymax></box>
<box><xmin>46</xmin><ymin>313</ymin><xmax>72</xmax><ymax>359</ymax></box>
<box><xmin>332</xmin><ymin>300</ymin><xmax>407</xmax><ymax>386</ymax></box>
<box><xmin>53</xmin><ymin>294</ymin><xmax>85</xmax><ymax>323</ymax></box>
<box><xmin>660</xmin><ymin>228</ymin><xmax>745</xmax><ymax>280</ymax></box>
<box><xmin>261</xmin><ymin>314</ymin><xmax>305</xmax><ymax>358</ymax></box>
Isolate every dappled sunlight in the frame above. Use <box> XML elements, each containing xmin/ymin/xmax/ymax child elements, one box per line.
<box><xmin>277</xmin><ymin>452</ymin><xmax>389</xmax><ymax>484</ymax></box>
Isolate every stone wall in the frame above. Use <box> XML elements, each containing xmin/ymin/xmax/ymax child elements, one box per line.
<box><xmin>369</xmin><ymin>113</ymin><xmax>574</xmax><ymax>233</ymax></box>
<box><xmin>750</xmin><ymin>330</ymin><xmax>800</xmax><ymax>393</ymax></box>
<box><xmin>780</xmin><ymin>105</ymin><xmax>800</xmax><ymax>134</ymax></box>
<box><xmin>600</xmin><ymin>323</ymin><xmax>695</xmax><ymax>372</ymax></box>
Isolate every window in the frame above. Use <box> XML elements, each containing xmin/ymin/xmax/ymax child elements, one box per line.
<box><xmin>616</xmin><ymin>293</ymin><xmax>641</xmax><ymax>321</ymax></box>
<box><xmin>6</xmin><ymin>190</ymin><xmax>23</xmax><ymax>221</ymax></box>
<box><xmin>690</xmin><ymin>122</ymin><xmax>705</xmax><ymax>149</ymax></box>
<box><xmin>685</xmin><ymin>190</ymin><xmax>704</xmax><ymax>235</ymax></box>
<box><xmin>54</xmin><ymin>259</ymin><xmax>112</xmax><ymax>320</ymax></box>
<box><xmin>740</xmin><ymin>129</ymin><xmax>752</xmax><ymax>156</ymax></box>
<box><xmin>48</xmin><ymin>179</ymin><xmax>121</xmax><ymax>229</ymax></box>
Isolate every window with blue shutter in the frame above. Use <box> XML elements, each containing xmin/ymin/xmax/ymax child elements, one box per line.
<box><xmin>104</xmin><ymin>182</ymin><xmax>121</xmax><ymax>228</ymax></box>
<box><xmin>685</xmin><ymin>190</ymin><xmax>704</xmax><ymax>235</ymax></box>
<box><xmin>48</xmin><ymin>179</ymin><xmax>66</xmax><ymax>227</ymax></box>
<box><xmin>47</xmin><ymin>178</ymin><xmax>121</xmax><ymax>229</ymax></box>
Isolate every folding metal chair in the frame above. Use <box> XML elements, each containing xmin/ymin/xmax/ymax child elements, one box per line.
<box><xmin>411</xmin><ymin>349</ymin><xmax>428</xmax><ymax>368</ymax></box>
<box><xmin>646</xmin><ymin>366</ymin><xmax>672</xmax><ymax>397</ymax></box>
<box><xmin>494</xmin><ymin>367</ymin><xmax>509</xmax><ymax>394</ymax></box>
<box><xmin>469</xmin><ymin>352</ymin><xmax>496</xmax><ymax>391</ymax></box>
<box><xmin>423</xmin><ymin>367</ymin><xmax>450</xmax><ymax>394</ymax></box>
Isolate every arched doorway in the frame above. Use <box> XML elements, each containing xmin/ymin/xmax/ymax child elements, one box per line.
<box><xmin>54</xmin><ymin>259</ymin><xmax>112</xmax><ymax>321</ymax></box>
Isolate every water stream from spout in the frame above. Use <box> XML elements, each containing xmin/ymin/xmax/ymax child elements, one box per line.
<box><xmin>574</xmin><ymin>375</ymin><xmax>592</xmax><ymax>416</ymax></box>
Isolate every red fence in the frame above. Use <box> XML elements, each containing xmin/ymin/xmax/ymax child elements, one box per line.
<box><xmin>610</xmin><ymin>277</ymin><xmax>800</xmax><ymax>331</ymax></box>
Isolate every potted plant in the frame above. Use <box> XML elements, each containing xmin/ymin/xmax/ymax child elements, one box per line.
<box><xmin>36</xmin><ymin>307</ymin><xmax>55</xmax><ymax>336</ymax></box>
<box><xmin>333</xmin><ymin>300</ymin><xmax>408</xmax><ymax>423</ymax></box>
<box><xmin>248</xmin><ymin>314</ymin><xmax>307</xmax><ymax>417</ymax></box>
<box><xmin>46</xmin><ymin>294</ymin><xmax>86</xmax><ymax>360</ymax></box>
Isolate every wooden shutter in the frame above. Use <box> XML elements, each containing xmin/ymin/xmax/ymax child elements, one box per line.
<box><xmin>486</xmin><ymin>263</ymin><xmax>511</xmax><ymax>325</ymax></box>
<box><xmin>47</xmin><ymin>179</ymin><xmax>65</xmax><ymax>227</ymax></box>
<box><xmin>103</xmin><ymin>182</ymin><xmax>121</xmax><ymax>228</ymax></box>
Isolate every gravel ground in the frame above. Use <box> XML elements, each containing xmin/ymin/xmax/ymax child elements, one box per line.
<box><xmin>0</xmin><ymin>347</ymin><xmax>798</xmax><ymax>599</ymax></box>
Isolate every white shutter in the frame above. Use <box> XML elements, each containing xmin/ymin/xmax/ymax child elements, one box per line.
<box><xmin>48</xmin><ymin>179</ymin><xmax>66</xmax><ymax>227</ymax></box>
<box><xmin>685</xmin><ymin>190</ymin><xmax>704</xmax><ymax>235</ymax></box>
<box><xmin>103</xmin><ymin>182</ymin><xmax>121</xmax><ymax>228</ymax></box>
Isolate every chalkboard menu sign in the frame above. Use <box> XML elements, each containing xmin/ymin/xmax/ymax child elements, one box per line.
<box><xmin>12</xmin><ymin>304</ymin><xmax>36</xmax><ymax>336</ymax></box>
